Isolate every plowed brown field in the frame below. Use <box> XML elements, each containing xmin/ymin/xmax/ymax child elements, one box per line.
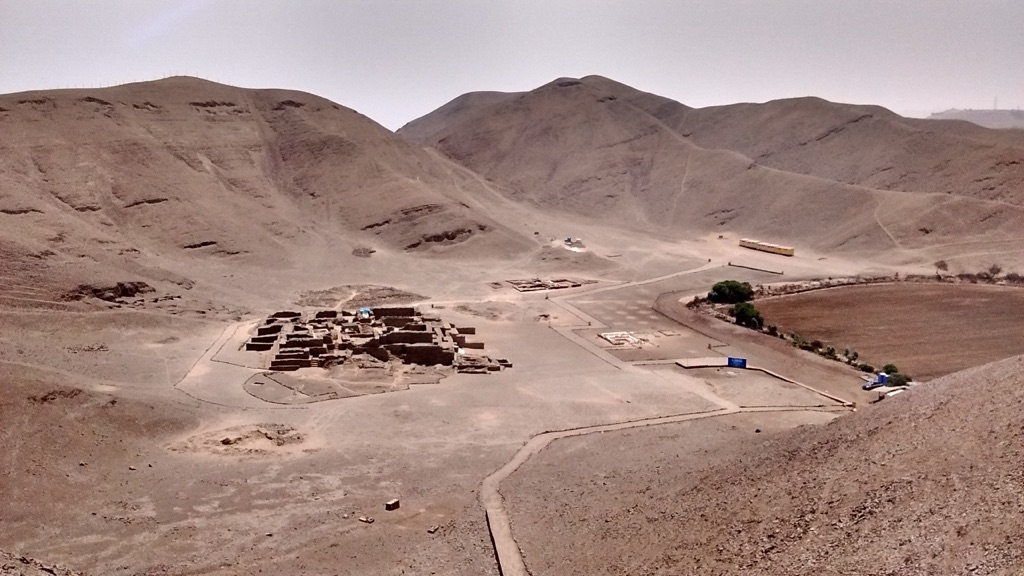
<box><xmin>756</xmin><ymin>283</ymin><xmax>1024</xmax><ymax>380</ymax></box>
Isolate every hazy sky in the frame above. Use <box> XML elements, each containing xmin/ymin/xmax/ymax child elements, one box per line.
<box><xmin>2</xmin><ymin>0</ymin><xmax>1021</xmax><ymax>129</ymax></box>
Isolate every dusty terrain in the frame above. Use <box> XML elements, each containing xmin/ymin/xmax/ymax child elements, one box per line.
<box><xmin>756</xmin><ymin>282</ymin><xmax>1024</xmax><ymax>380</ymax></box>
<box><xmin>3</xmin><ymin>76</ymin><xmax>1023</xmax><ymax>575</ymax></box>
<box><xmin>504</xmin><ymin>355</ymin><xmax>1024</xmax><ymax>576</ymax></box>
<box><xmin>401</xmin><ymin>75</ymin><xmax>1024</xmax><ymax>271</ymax></box>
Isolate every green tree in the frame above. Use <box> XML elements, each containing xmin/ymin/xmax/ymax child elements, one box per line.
<box><xmin>730</xmin><ymin>302</ymin><xmax>763</xmax><ymax>329</ymax></box>
<box><xmin>882</xmin><ymin>363</ymin><xmax>899</xmax><ymax>375</ymax></box>
<box><xmin>888</xmin><ymin>373</ymin><xmax>912</xmax><ymax>387</ymax></box>
<box><xmin>708</xmin><ymin>280</ymin><xmax>755</xmax><ymax>304</ymax></box>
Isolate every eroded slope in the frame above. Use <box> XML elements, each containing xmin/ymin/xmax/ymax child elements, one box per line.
<box><xmin>505</xmin><ymin>355</ymin><xmax>1024</xmax><ymax>575</ymax></box>
<box><xmin>401</xmin><ymin>76</ymin><xmax>1024</xmax><ymax>260</ymax></box>
<box><xmin>0</xmin><ymin>77</ymin><xmax>533</xmax><ymax>305</ymax></box>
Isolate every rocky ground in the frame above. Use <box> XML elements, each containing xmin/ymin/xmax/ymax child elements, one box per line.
<box><xmin>505</xmin><ymin>355</ymin><xmax>1024</xmax><ymax>576</ymax></box>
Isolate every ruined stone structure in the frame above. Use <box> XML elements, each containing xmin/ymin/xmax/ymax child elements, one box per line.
<box><xmin>506</xmin><ymin>278</ymin><xmax>583</xmax><ymax>292</ymax></box>
<box><xmin>245</xmin><ymin>306</ymin><xmax>508</xmax><ymax>373</ymax></box>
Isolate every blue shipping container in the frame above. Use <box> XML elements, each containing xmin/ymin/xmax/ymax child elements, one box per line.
<box><xmin>727</xmin><ymin>357</ymin><xmax>747</xmax><ymax>368</ymax></box>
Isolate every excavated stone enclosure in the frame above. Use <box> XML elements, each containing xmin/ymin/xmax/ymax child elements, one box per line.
<box><xmin>245</xmin><ymin>306</ymin><xmax>509</xmax><ymax>373</ymax></box>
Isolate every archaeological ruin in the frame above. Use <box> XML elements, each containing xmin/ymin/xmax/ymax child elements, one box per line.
<box><xmin>245</xmin><ymin>306</ymin><xmax>511</xmax><ymax>374</ymax></box>
<box><xmin>506</xmin><ymin>278</ymin><xmax>584</xmax><ymax>292</ymax></box>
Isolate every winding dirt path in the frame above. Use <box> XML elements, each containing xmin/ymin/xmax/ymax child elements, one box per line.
<box><xmin>480</xmin><ymin>400</ymin><xmax>849</xmax><ymax>576</ymax></box>
<box><xmin>481</xmin><ymin>260</ymin><xmax>853</xmax><ymax>575</ymax></box>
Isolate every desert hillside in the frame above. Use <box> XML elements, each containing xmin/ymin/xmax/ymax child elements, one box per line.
<box><xmin>505</xmin><ymin>354</ymin><xmax>1024</xmax><ymax>575</ymax></box>
<box><xmin>401</xmin><ymin>76</ymin><xmax>1024</xmax><ymax>263</ymax></box>
<box><xmin>929</xmin><ymin>109</ymin><xmax>1024</xmax><ymax>130</ymax></box>
<box><xmin>3</xmin><ymin>74</ymin><xmax>1023</xmax><ymax>576</ymax></box>
<box><xmin>0</xmin><ymin>77</ymin><xmax>534</xmax><ymax>306</ymax></box>
<box><xmin>640</xmin><ymin>95</ymin><xmax>1024</xmax><ymax>206</ymax></box>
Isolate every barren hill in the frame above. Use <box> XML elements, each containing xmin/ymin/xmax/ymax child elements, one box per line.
<box><xmin>640</xmin><ymin>95</ymin><xmax>1024</xmax><ymax>206</ymax></box>
<box><xmin>0</xmin><ymin>77</ymin><xmax>533</xmax><ymax>306</ymax></box>
<box><xmin>505</xmin><ymin>355</ymin><xmax>1024</xmax><ymax>575</ymax></box>
<box><xmin>401</xmin><ymin>76</ymin><xmax>1024</xmax><ymax>264</ymax></box>
<box><xmin>929</xmin><ymin>109</ymin><xmax>1024</xmax><ymax>130</ymax></box>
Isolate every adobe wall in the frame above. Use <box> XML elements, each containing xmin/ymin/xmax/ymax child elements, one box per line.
<box><xmin>257</xmin><ymin>324</ymin><xmax>284</xmax><ymax>336</ymax></box>
<box><xmin>381</xmin><ymin>331</ymin><xmax>434</xmax><ymax>344</ymax></box>
<box><xmin>374</xmin><ymin>307</ymin><xmax>416</xmax><ymax>317</ymax></box>
<box><xmin>402</xmin><ymin>343</ymin><xmax>455</xmax><ymax>366</ymax></box>
<box><xmin>382</xmin><ymin>316</ymin><xmax>418</xmax><ymax>327</ymax></box>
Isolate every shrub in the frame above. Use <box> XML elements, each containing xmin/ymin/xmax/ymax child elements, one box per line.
<box><xmin>935</xmin><ymin>260</ymin><xmax>948</xmax><ymax>271</ymax></box>
<box><xmin>989</xmin><ymin>264</ymin><xmax>1003</xmax><ymax>277</ymax></box>
<box><xmin>811</xmin><ymin>340</ymin><xmax>823</xmax><ymax>350</ymax></box>
<box><xmin>767</xmin><ymin>324</ymin><xmax>779</xmax><ymax>337</ymax></box>
<box><xmin>858</xmin><ymin>363</ymin><xmax>875</xmax><ymax>373</ymax></box>
<box><xmin>708</xmin><ymin>280</ymin><xmax>755</xmax><ymax>304</ymax></box>
<box><xmin>888</xmin><ymin>373</ymin><xmax>912</xmax><ymax>386</ymax></box>
<box><xmin>882</xmin><ymin>363</ymin><xmax>899</xmax><ymax>375</ymax></box>
<box><xmin>729</xmin><ymin>302</ymin><xmax>763</xmax><ymax>329</ymax></box>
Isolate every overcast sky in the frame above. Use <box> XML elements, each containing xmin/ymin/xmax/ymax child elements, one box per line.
<box><xmin>2</xmin><ymin>0</ymin><xmax>1021</xmax><ymax>129</ymax></box>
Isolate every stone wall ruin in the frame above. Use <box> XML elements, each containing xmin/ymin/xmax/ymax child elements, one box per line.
<box><xmin>245</xmin><ymin>306</ymin><xmax>507</xmax><ymax>374</ymax></box>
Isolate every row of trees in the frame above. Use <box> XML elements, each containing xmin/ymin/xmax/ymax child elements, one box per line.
<box><xmin>708</xmin><ymin>280</ymin><xmax>912</xmax><ymax>385</ymax></box>
<box><xmin>707</xmin><ymin>281</ymin><xmax>764</xmax><ymax>329</ymax></box>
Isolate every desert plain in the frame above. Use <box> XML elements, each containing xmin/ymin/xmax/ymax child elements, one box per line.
<box><xmin>2</xmin><ymin>75</ymin><xmax>1023</xmax><ymax>575</ymax></box>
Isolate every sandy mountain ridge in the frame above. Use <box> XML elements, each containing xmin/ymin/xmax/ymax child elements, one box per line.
<box><xmin>400</xmin><ymin>75</ymin><xmax>1024</xmax><ymax>262</ymax></box>
<box><xmin>0</xmin><ymin>77</ymin><xmax>535</xmax><ymax>306</ymax></box>
<box><xmin>4</xmin><ymin>74</ymin><xmax>1023</xmax><ymax>308</ymax></box>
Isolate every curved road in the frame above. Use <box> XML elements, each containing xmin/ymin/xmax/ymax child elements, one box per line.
<box><xmin>479</xmin><ymin>401</ymin><xmax>849</xmax><ymax>576</ymax></box>
<box><xmin>480</xmin><ymin>262</ymin><xmax>853</xmax><ymax>575</ymax></box>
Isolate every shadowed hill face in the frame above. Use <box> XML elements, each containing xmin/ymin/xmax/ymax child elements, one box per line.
<box><xmin>0</xmin><ymin>77</ymin><xmax>533</xmax><ymax>299</ymax></box>
<box><xmin>400</xmin><ymin>76</ymin><xmax>1024</xmax><ymax>260</ymax></box>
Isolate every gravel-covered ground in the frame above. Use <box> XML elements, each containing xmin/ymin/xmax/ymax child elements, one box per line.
<box><xmin>504</xmin><ymin>355</ymin><xmax>1024</xmax><ymax>576</ymax></box>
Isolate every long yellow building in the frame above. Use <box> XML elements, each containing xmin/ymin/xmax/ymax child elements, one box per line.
<box><xmin>739</xmin><ymin>238</ymin><xmax>795</xmax><ymax>257</ymax></box>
